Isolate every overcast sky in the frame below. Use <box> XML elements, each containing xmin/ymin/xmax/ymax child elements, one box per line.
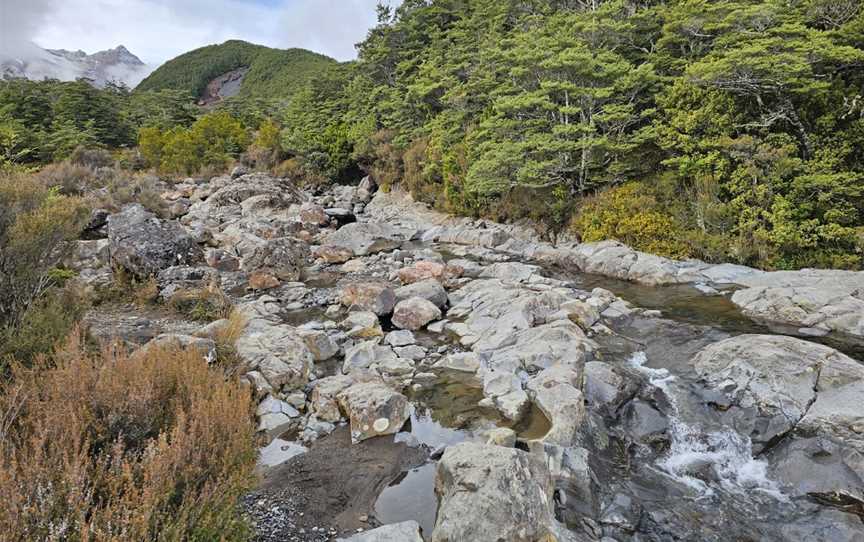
<box><xmin>0</xmin><ymin>0</ymin><xmax>397</xmax><ymax>64</ymax></box>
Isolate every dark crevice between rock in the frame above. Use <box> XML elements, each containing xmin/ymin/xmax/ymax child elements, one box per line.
<box><xmin>756</xmin><ymin>363</ymin><xmax>823</xmax><ymax>459</ymax></box>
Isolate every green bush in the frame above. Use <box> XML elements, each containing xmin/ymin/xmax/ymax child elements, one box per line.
<box><xmin>574</xmin><ymin>183</ymin><xmax>692</xmax><ymax>260</ymax></box>
<box><xmin>0</xmin><ymin>172</ymin><xmax>89</xmax><ymax>331</ymax></box>
<box><xmin>140</xmin><ymin>111</ymin><xmax>249</xmax><ymax>175</ymax></box>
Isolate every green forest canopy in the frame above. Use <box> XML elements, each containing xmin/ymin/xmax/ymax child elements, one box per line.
<box><xmin>2</xmin><ymin>0</ymin><xmax>864</xmax><ymax>271</ymax></box>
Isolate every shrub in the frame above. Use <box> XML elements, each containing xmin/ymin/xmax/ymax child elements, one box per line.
<box><xmin>35</xmin><ymin>160</ymin><xmax>99</xmax><ymax>196</ymax></box>
<box><xmin>0</xmin><ymin>332</ymin><xmax>258</xmax><ymax>541</ymax></box>
<box><xmin>140</xmin><ymin>111</ymin><xmax>250</xmax><ymax>176</ymax></box>
<box><xmin>167</xmin><ymin>287</ymin><xmax>233</xmax><ymax>323</ymax></box>
<box><xmin>0</xmin><ymin>172</ymin><xmax>90</xmax><ymax>331</ymax></box>
<box><xmin>0</xmin><ymin>287</ymin><xmax>89</xmax><ymax>372</ymax></box>
<box><xmin>95</xmin><ymin>172</ymin><xmax>168</xmax><ymax>217</ymax></box>
<box><xmin>69</xmin><ymin>146</ymin><xmax>115</xmax><ymax>169</ymax></box>
<box><xmin>573</xmin><ymin>182</ymin><xmax>692</xmax><ymax>260</ymax></box>
<box><xmin>212</xmin><ymin>310</ymin><xmax>249</xmax><ymax>377</ymax></box>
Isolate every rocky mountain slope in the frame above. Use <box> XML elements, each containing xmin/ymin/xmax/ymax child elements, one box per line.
<box><xmin>1</xmin><ymin>42</ymin><xmax>149</xmax><ymax>88</ymax></box>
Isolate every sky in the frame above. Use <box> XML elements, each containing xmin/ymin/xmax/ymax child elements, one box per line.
<box><xmin>0</xmin><ymin>0</ymin><xmax>397</xmax><ymax>65</ymax></box>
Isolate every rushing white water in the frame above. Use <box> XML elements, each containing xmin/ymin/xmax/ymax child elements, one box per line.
<box><xmin>626</xmin><ymin>352</ymin><xmax>786</xmax><ymax>500</ymax></box>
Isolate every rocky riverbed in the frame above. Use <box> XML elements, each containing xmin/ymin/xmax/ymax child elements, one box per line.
<box><xmin>69</xmin><ymin>170</ymin><xmax>864</xmax><ymax>541</ymax></box>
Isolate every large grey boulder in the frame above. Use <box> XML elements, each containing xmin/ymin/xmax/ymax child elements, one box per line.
<box><xmin>339</xmin><ymin>282</ymin><xmax>396</xmax><ymax>316</ymax></box>
<box><xmin>692</xmin><ymin>334</ymin><xmax>864</xmax><ymax>454</ymax></box>
<box><xmin>242</xmin><ymin>237</ymin><xmax>310</xmax><ymax>282</ymax></box>
<box><xmin>108</xmin><ymin>204</ymin><xmax>202</xmax><ymax>277</ymax></box>
<box><xmin>395</xmin><ymin>279</ymin><xmax>448</xmax><ymax>309</ymax></box>
<box><xmin>432</xmin><ymin>442</ymin><xmax>578</xmax><ymax>542</ymax></box>
<box><xmin>336</xmin><ymin>521</ymin><xmax>423</xmax><ymax>542</ymax></box>
<box><xmin>337</xmin><ymin>381</ymin><xmax>411</xmax><ymax>443</ymax></box>
<box><xmin>324</xmin><ymin>222</ymin><xmax>412</xmax><ymax>256</ymax></box>
<box><xmin>392</xmin><ymin>297</ymin><xmax>442</xmax><ymax>331</ymax></box>
<box><xmin>235</xmin><ymin>299</ymin><xmax>314</xmax><ymax>392</ymax></box>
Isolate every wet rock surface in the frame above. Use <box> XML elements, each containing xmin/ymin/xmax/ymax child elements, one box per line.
<box><xmin>80</xmin><ymin>175</ymin><xmax>864</xmax><ymax>541</ymax></box>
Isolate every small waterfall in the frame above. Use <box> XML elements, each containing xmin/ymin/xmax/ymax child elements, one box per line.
<box><xmin>626</xmin><ymin>352</ymin><xmax>786</xmax><ymax>500</ymax></box>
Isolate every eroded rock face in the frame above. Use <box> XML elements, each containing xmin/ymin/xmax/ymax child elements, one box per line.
<box><xmin>432</xmin><ymin>442</ymin><xmax>575</xmax><ymax>542</ymax></box>
<box><xmin>692</xmin><ymin>334</ymin><xmax>864</xmax><ymax>497</ymax></box>
<box><xmin>731</xmin><ymin>273</ymin><xmax>864</xmax><ymax>337</ymax></box>
<box><xmin>337</xmin><ymin>381</ymin><xmax>411</xmax><ymax>443</ymax></box>
<box><xmin>108</xmin><ymin>204</ymin><xmax>203</xmax><ymax>277</ymax></box>
<box><xmin>526</xmin><ymin>366</ymin><xmax>586</xmax><ymax>447</ymax></box>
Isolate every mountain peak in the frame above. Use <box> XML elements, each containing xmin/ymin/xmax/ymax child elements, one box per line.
<box><xmin>2</xmin><ymin>43</ymin><xmax>150</xmax><ymax>88</ymax></box>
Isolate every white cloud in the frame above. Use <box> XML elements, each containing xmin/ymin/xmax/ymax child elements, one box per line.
<box><xmin>1</xmin><ymin>0</ymin><xmax>396</xmax><ymax>66</ymax></box>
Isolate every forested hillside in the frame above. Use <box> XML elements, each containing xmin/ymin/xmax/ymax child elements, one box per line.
<box><xmin>3</xmin><ymin>0</ymin><xmax>864</xmax><ymax>270</ymax></box>
<box><xmin>137</xmin><ymin>40</ymin><xmax>336</xmax><ymax>101</ymax></box>
<box><xmin>316</xmin><ymin>0</ymin><xmax>864</xmax><ymax>270</ymax></box>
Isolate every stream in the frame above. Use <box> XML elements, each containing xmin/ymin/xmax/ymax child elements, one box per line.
<box><xmin>257</xmin><ymin>238</ymin><xmax>864</xmax><ymax>541</ymax></box>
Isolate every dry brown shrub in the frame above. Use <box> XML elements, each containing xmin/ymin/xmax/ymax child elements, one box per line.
<box><xmin>35</xmin><ymin>161</ymin><xmax>99</xmax><ymax>196</ymax></box>
<box><xmin>0</xmin><ymin>331</ymin><xmax>258</xmax><ymax>541</ymax></box>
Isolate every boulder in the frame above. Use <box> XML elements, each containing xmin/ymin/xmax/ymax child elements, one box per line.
<box><xmin>385</xmin><ymin>330</ymin><xmax>415</xmax><ymax>347</ymax></box>
<box><xmin>339</xmin><ymin>282</ymin><xmax>396</xmax><ymax>316</ymax></box>
<box><xmin>342</xmin><ymin>311</ymin><xmax>384</xmax><ymax>338</ymax></box>
<box><xmin>395</xmin><ymin>279</ymin><xmax>448</xmax><ymax>309</ymax></box>
<box><xmin>324</xmin><ymin>222</ymin><xmax>410</xmax><ymax>256</ymax></box>
<box><xmin>108</xmin><ymin>203</ymin><xmax>203</xmax><ymax>277</ymax></box>
<box><xmin>324</xmin><ymin>207</ymin><xmax>356</xmax><ymax>226</ymax></box>
<box><xmin>337</xmin><ymin>381</ymin><xmax>411</xmax><ymax>443</ymax></box>
<box><xmin>298</xmin><ymin>329</ymin><xmax>339</xmax><ymax>361</ymax></box>
<box><xmin>248</xmin><ymin>270</ymin><xmax>280</xmax><ymax>290</ymax></box>
<box><xmin>243</xmin><ymin>237</ymin><xmax>309</xmax><ymax>282</ymax></box>
<box><xmin>205</xmin><ymin>248</ymin><xmax>240</xmax><ymax>271</ymax></box>
<box><xmin>583</xmin><ymin>361</ymin><xmax>628</xmax><ymax>410</ymax></box>
<box><xmin>336</xmin><ymin>521</ymin><xmax>423</xmax><ymax>542</ymax></box>
<box><xmin>156</xmin><ymin>265</ymin><xmax>219</xmax><ymax>300</ymax></box>
<box><xmin>343</xmin><ymin>340</ymin><xmax>400</xmax><ymax>374</ymax></box>
<box><xmin>397</xmin><ymin>260</ymin><xmax>446</xmax><ymax>284</ymax></box>
<box><xmin>314</xmin><ymin>245</ymin><xmax>354</xmax><ymax>264</ymax></box>
<box><xmin>256</xmin><ymin>394</ymin><xmax>301</xmax><ymax>435</ymax></box>
<box><xmin>432</xmin><ymin>442</ymin><xmax>574</xmax><ymax>542</ymax></box>
<box><xmin>692</xmin><ymin>334</ymin><xmax>864</xmax><ymax>454</ymax></box>
<box><xmin>235</xmin><ymin>300</ymin><xmax>314</xmax><ymax>392</ymax></box>
<box><xmin>392</xmin><ymin>297</ymin><xmax>442</xmax><ymax>330</ymax></box>
<box><xmin>299</xmin><ymin>202</ymin><xmax>329</xmax><ymax>226</ymax></box>
<box><xmin>310</xmin><ymin>371</ymin><xmax>380</xmax><ymax>422</ymax></box>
